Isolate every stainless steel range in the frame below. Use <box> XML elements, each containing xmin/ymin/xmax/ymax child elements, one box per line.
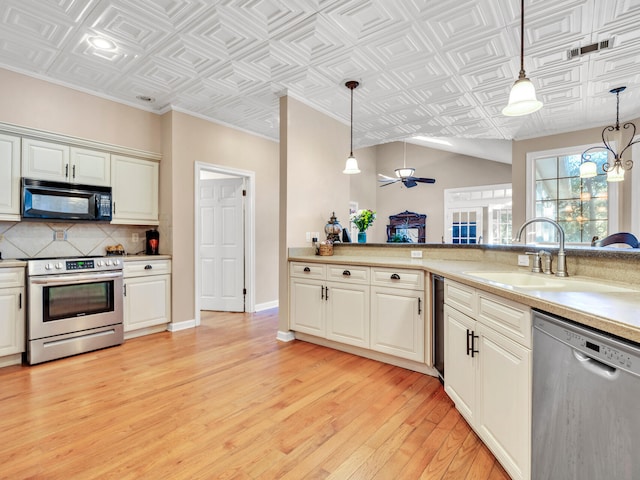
<box><xmin>25</xmin><ymin>256</ymin><xmax>124</xmax><ymax>364</ymax></box>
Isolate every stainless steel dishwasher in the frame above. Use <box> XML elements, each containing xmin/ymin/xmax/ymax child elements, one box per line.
<box><xmin>532</xmin><ymin>310</ymin><xmax>640</xmax><ymax>480</ymax></box>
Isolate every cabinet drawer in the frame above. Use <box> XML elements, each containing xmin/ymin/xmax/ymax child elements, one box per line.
<box><xmin>0</xmin><ymin>267</ymin><xmax>25</xmax><ymax>288</ymax></box>
<box><xmin>124</xmin><ymin>259</ymin><xmax>172</xmax><ymax>278</ymax></box>
<box><xmin>290</xmin><ymin>262</ymin><xmax>326</xmax><ymax>280</ymax></box>
<box><xmin>444</xmin><ymin>279</ymin><xmax>477</xmax><ymax>317</ymax></box>
<box><xmin>478</xmin><ymin>291</ymin><xmax>531</xmax><ymax>348</ymax></box>
<box><xmin>371</xmin><ymin>267</ymin><xmax>424</xmax><ymax>290</ymax></box>
<box><xmin>326</xmin><ymin>264</ymin><xmax>370</xmax><ymax>284</ymax></box>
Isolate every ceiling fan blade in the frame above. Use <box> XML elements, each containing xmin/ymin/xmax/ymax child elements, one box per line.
<box><xmin>413</xmin><ymin>177</ymin><xmax>436</xmax><ymax>184</ymax></box>
<box><xmin>379</xmin><ymin>179</ymin><xmax>400</xmax><ymax>187</ymax></box>
<box><xmin>377</xmin><ymin>173</ymin><xmax>396</xmax><ymax>181</ymax></box>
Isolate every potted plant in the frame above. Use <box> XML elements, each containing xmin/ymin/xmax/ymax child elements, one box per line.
<box><xmin>350</xmin><ymin>209</ymin><xmax>376</xmax><ymax>243</ymax></box>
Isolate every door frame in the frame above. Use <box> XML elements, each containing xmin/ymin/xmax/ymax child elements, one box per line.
<box><xmin>194</xmin><ymin>162</ymin><xmax>256</xmax><ymax>325</ymax></box>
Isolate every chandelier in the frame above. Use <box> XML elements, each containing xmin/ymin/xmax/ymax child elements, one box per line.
<box><xmin>580</xmin><ymin>86</ymin><xmax>638</xmax><ymax>182</ymax></box>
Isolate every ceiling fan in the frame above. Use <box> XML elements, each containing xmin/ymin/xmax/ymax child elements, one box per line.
<box><xmin>378</xmin><ymin>142</ymin><xmax>436</xmax><ymax>188</ymax></box>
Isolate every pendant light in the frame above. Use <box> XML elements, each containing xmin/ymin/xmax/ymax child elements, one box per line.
<box><xmin>580</xmin><ymin>86</ymin><xmax>637</xmax><ymax>182</ymax></box>
<box><xmin>502</xmin><ymin>0</ymin><xmax>543</xmax><ymax>116</ymax></box>
<box><xmin>343</xmin><ymin>80</ymin><xmax>361</xmax><ymax>174</ymax></box>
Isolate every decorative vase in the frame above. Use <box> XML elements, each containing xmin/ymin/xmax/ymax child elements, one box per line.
<box><xmin>357</xmin><ymin>231</ymin><xmax>367</xmax><ymax>243</ymax></box>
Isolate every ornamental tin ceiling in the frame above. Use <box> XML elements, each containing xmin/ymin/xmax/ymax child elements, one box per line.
<box><xmin>0</xmin><ymin>0</ymin><xmax>639</xmax><ymax>157</ymax></box>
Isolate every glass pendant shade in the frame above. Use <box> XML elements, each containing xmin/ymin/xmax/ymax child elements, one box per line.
<box><xmin>343</xmin><ymin>155</ymin><xmax>360</xmax><ymax>174</ymax></box>
<box><xmin>579</xmin><ymin>160</ymin><xmax>597</xmax><ymax>178</ymax></box>
<box><xmin>606</xmin><ymin>162</ymin><xmax>625</xmax><ymax>182</ymax></box>
<box><xmin>502</xmin><ymin>77</ymin><xmax>543</xmax><ymax>116</ymax></box>
<box><xmin>395</xmin><ymin>167</ymin><xmax>415</xmax><ymax>178</ymax></box>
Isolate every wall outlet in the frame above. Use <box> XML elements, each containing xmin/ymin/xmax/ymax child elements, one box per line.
<box><xmin>411</xmin><ymin>250</ymin><xmax>423</xmax><ymax>258</ymax></box>
<box><xmin>517</xmin><ymin>254</ymin><xmax>530</xmax><ymax>266</ymax></box>
<box><xmin>53</xmin><ymin>230</ymin><xmax>67</xmax><ymax>241</ymax></box>
<box><xmin>132</xmin><ymin>233</ymin><xmax>139</xmax><ymax>243</ymax></box>
<box><xmin>305</xmin><ymin>232</ymin><xmax>311</xmax><ymax>242</ymax></box>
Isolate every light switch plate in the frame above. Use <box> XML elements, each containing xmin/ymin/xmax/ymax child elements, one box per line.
<box><xmin>411</xmin><ymin>250</ymin><xmax>423</xmax><ymax>258</ymax></box>
<box><xmin>517</xmin><ymin>254</ymin><xmax>529</xmax><ymax>266</ymax></box>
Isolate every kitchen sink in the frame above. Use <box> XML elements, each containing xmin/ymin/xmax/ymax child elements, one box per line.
<box><xmin>464</xmin><ymin>271</ymin><xmax>637</xmax><ymax>293</ymax></box>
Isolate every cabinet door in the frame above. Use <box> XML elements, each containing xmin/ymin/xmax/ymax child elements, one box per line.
<box><xmin>477</xmin><ymin>324</ymin><xmax>531</xmax><ymax>480</ymax></box>
<box><xmin>0</xmin><ymin>133</ymin><xmax>21</xmax><ymax>220</ymax></box>
<box><xmin>111</xmin><ymin>155</ymin><xmax>159</xmax><ymax>224</ymax></box>
<box><xmin>325</xmin><ymin>281</ymin><xmax>369</xmax><ymax>348</ymax></box>
<box><xmin>70</xmin><ymin>147</ymin><xmax>110</xmax><ymax>186</ymax></box>
<box><xmin>22</xmin><ymin>138</ymin><xmax>70</xmax><ymax>182</ymax></box>
<box><xmin>444</xmin><ymin>304</ymin><xmax>477</xmax><ymax>423</ymax></box>
<box><xmin>0</xmin><ymin>287</ymin><xmax>25</xmax><ymax>356</ymax></box>
<box><xmin>370</xmin><ymin>285</ymin><xmax>424</xmax><ymax>362</ymax></box>
<box><xmin>289</xmin><ymin>278</ymin><xmax>325</xmax><ymax>336</ymax></box>
<box><xmin>123</xmin><ymin>274</ymin><xmax>171</xmax><ymax>331</ymax></box>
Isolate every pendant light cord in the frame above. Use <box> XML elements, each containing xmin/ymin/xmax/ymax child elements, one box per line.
<box><xmin>519</xmin><ymin>0</ymin><xmax>525</xmax><ymax>78</ymax></box>
<box><xmin>350</xmin><ymin>86</ymin><xmax>354</xmax><ymax>156</ymax></box>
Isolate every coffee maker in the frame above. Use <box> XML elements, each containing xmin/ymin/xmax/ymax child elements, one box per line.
<box><xmin>145</xmin><ymin>229</ymin><xmax>160</xmax><ymax>255</ymax></box>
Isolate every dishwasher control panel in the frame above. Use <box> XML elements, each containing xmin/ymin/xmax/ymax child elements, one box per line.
<box><xmin>535</xmin><ymin>312</ymin><xmax>640</xmax><ymax>377</ymax></box>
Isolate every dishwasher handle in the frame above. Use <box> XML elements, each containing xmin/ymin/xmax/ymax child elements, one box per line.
<box><xmin>573</xmin><ymin>350</ymin><xmax>619</xmax><ymax>379</ymax></box>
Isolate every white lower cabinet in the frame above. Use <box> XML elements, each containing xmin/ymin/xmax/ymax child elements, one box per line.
<box><xmin>123</xmin><ymin>259</ymin><xmax>171</xmax><ymax>337</ymax></box>
<box><xmin>444</xmin><ymin>279</ymin><xmax>531</xmax><ymax>480</ymax></box>
<box><xmin>289</xmin><ymin>262</ymin><xmax>425</xmax><ymax>363</ymax></box>
<box><xmin>290</xmin><ymin>263</ymin><xmax>370</xmax><ymax>349</ymax></box>
<box><xmin>0</xmin><ymin>268</ymin><xmax>25</xmax><ymax>365</ymax></box>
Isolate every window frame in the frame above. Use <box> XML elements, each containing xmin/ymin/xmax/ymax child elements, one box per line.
<box><xmin>525</xmin><ymin>144</ymin><xmax>619</xmax><ymax>245</ymax></box>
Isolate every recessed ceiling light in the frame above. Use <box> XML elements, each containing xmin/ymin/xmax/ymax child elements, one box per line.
<box><xmin>136</xmin><ymin>95</ymin><xmax>155</xmax><ymax>103</ymax></box>
<box><xmin>88</xmin><ymin>36</ymin><xmax>116</xmax><ymax>51</ymax></box>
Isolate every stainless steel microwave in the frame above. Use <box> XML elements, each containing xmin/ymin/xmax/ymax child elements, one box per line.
<box><xmin>22</xmin><ymin>178</ymin><xmax>112</xmax><ymax>221</ymax></box>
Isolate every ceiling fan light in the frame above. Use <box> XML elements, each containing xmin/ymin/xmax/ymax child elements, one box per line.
<box><xmin>606</xmin><ymin>163</ymin><xmax>625</xmax><ymax>182</ymax></box>
<box><xmin>343</xmin><ymin>155</ymin><xmax>361</xmax><ymax>174</ymax></box>
<box><xmin>579</xmin><ymin>160</ymin><xmax>597</xmax><ymax>178</ymax></box>
<box><xmin>502</xmin><ymin>77</ymin><xmax>543</xmax><ymax>116</ymax></box>
<box><xmin>395</xmin><ymin>167</ymin><xmax>415</xmax><ymax>178</ymax></box>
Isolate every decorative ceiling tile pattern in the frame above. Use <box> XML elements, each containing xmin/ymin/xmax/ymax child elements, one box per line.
<box><xmin>0</xmin><ymin>0</ymin><xmax>639</xmax><ymax>150</ymax></box>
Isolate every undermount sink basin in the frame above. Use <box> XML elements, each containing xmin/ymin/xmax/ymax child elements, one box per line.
<box><xmin>464</xmin><ymin>271</ymin><xmax>637</xmax><ymax>293</ymax></box>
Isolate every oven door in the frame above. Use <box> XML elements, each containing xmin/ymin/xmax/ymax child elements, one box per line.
<box><xmin>28</xmin><ymin>271</ymin><xmax>123</xmax><ymax>341</ymax></box>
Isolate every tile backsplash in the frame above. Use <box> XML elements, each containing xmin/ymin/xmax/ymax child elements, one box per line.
<box><xmin>0</xmin><ymin>221</ymin><xmax>151</xmax><ymax>259</ymax></box>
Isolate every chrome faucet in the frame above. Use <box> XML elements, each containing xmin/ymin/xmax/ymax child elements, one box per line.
<box><xmin>515</xmin><ymin>218</ymin><xmax>568</xmax><ymax>277</ymax></box>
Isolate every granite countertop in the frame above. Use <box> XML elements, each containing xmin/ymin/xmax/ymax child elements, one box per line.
<box><xmin>289</xmin><ymin>253</ymin><xmax>640</xmax><ymax>344</ymax></box>
<box><xmin>122</xmin><ymin>254</ymin><xmax>171</xmax><ymax>261</ymax></box>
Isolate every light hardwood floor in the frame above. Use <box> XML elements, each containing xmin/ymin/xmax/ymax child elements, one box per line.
<box><xmin>0</xmin><ymin>310</ymin><xmax>509</xmax><ymax>479</ymax></box>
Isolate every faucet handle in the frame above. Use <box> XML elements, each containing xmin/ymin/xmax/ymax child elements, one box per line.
<box><xmin>539</xmin><ymin>250</ymin><xmax>553</xmax><ymax>275</ymax></box>
<box><xmin>525</xmin><ymin>251</ymin><xmax>542</xmax><ymax>273</ymax></box>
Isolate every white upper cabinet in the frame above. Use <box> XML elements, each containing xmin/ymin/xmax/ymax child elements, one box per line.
<box><xmin>0</xmin><ymin>133</ymin><xmax>21</xmax><ymax>221</ymax></box>
<box><xmin>111</xmin><ymin>155</ymin><xmax>159</xmax><ymax>225</ymax></box>
<box><xmin>22</xmin><ymin>138</ymin><xmax>110</xmax><ymax>186</ymax></box>
<box><xmin>69</xmin><ymin>147</ymin><xmax>110</xmax><ymax>186</ymax></box>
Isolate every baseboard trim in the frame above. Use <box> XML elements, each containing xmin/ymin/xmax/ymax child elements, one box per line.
<box><xmin>276</xmin><ymin>330</ymin><xmax>296</xmax><ymax>342</ymax></box>
<box><xmin>167</xmin><ymin>319</ymin><xmax>197</xmax><ymax>332</ymax></box>
<box><xmin>255</xmin><ymin>300</ymin><xmax>278</xmax><ymax>312</ymax></box>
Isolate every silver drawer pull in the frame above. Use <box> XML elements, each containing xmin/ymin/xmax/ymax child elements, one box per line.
<box><xmin>390</xmin><ymin>273</ymin><xmax>400</xmax><ymax>280</ymax></box>
<box><xmin>303</xmin><ymin>267</ymin><xmax>311</xmax><ymax>272</ymax></box>
<box><xmin>343</xmin><ymin>270</ymin><xmax>351</xmax><ymax>276</ymax></box>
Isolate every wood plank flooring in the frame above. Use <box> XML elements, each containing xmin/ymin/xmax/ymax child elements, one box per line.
<box><xmin>0</xmin><ymin>310</ymin><xmax>510</xmax><ymax>480</ymax></box>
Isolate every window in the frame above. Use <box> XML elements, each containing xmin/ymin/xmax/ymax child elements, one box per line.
<box><xmin>527</xmin><ymin>146</ymin><xmax>618</xmax><ymax>244</ymax></box>
<box><xmin>444</xmin><ymin>184</ymin><xmax>512</xmax><ymax>244</ymax></box>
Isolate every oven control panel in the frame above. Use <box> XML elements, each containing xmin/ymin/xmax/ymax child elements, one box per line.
<box><xmin>66</xmin><ymin>260</ymin><xmax>94</xmax><ymax>270</ymax></box>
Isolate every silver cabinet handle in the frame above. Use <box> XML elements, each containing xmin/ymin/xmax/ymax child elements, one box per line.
<box><xmin>19</xmin><ymin>292</ymin><xmax>22</xmax><ymax>309</ymax></box>
<box><xmin>72</xmin><ymin>164</ymin><xmax>76</xmax><ymax>179</ymax></box>
<box><xmin>325</xmin><ymin>286</ymin><xmax>329</xmax><ymax>300</ymax></box>
<box><xmin>320</xmin><ymin>285</ymin><xmax>324</xmax><ymax>299</ymax></box>
<box><xmin>124</xmin><ymin>284</ymin><xmax>127</xmax><ymax>297</ymax></box>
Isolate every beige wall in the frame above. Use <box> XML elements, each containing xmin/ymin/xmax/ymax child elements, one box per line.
<box><xmin>348</xmin><ymin>145</ymin><xmax>378</xmax><ymax>239</ymax></box>
<box><xmin>166</xmin><ymin>111</ymin><xmax>280</xmax><ymax>323</ymax></box>
<box><xmin>511</xmin><ymin>118</ymin><xmax>640</xmax><ymax>233</ymax></box>
<box><xmin>0</xmin><ymin>68</ymin><xmax>161</xmax><ymax>153</ymax></box>
<box><xmin>278</xmin><ymin>96</ymin><xmax>351</xmax><ymax>332</ymax></box>
<box><xmin>369</xmin><ymin>142</ymin><xmax>512</xmax><ymax>243</ymax></box>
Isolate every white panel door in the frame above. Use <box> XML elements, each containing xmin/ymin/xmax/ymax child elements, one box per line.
<box><xmin>22</xmin><ymin>138</ymin><xmax>70</xmax><ymax>182</ymax></box>
<box><xmin>199</xmin><ymin>177</ymin><xmax>245</xmax><ymax>312</ymax></box>
<box><xmin>70</xmin><ymin>147</ymin><xmax>110</xmax><ymax>186</ymax></box>
<box><xmin>325</xmin><ymin>281</ymin><xmax>370</xmax><ymax>349</ymax></box>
